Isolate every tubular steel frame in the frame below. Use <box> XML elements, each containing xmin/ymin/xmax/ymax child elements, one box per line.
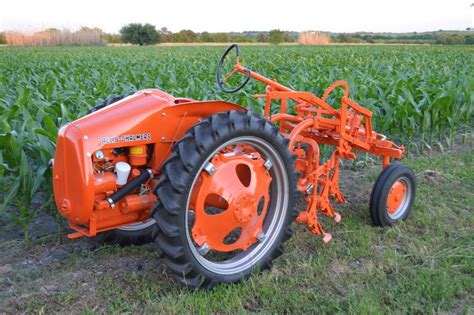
<box><xmin>230</xmin><ymin>63</ymin><xmax>405</xmax><ymax>241</ymax></box>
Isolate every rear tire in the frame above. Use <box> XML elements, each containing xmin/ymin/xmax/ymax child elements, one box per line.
<box><xmin>369</xmin><ymin>163</ymin><xmax>416</xmax><ymax>227</ymax></box>
<box><xmin>153</xmin><ymin>110</ymin><xmax>298</xmax><ymax>289</ymax></box>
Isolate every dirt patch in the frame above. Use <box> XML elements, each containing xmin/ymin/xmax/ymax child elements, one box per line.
<box><xmin>417</xmin><ymin>169</ymin><xmax>445</xmax><ymax>183</ymax></box>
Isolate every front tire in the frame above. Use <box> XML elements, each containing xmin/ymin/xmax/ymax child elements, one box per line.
<box><xmin>88</xmin><ymin>93</ymin><xmax>132</xmax><ymax>114</ymax></box>
<box><xmin>98</xmin><ymin>219</ymin><xmax>158</xmax><ymax>246</ymax></box>
<box><xmin>153</xmin><ymin>110</ymin><xmax>298</xmax><ymax>289</ymax></box>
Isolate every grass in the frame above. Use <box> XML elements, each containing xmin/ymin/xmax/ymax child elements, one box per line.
<box><xmin>1</xmin><ymin>144</ymin><xmax>472</xmax><ymax>313</ymax></box>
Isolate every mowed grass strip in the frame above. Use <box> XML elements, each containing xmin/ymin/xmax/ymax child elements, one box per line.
<box><xmin>2</xmin><ymin>145</ymin><xmax>472</xmax><ymax>314</ymax></box>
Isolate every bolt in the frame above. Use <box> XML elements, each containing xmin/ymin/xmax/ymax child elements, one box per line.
<box><xmin>107</xmin><ymin>198</ymin><xmax>115</xmax><ymax>208</ymax></box>
<box><xmin>95</xmin><ymin>150</ymin><xmax>104</xmax><ymax>160</ymax></box>
<box><xmin>306</xmin><ymin>184</ymin><xmax>314</xmax><ymax>195</ymax></box>
<box><xmin>187</xmin><ymin>210</ymin><xmax>195</xmax><ymax>222</ymax></box>
<box><xmin>162</xmin><ymin>112</ymin><xmax>166</xmax><ymax>117</ymax></box>
<box><xmin>264</xmin><ymin>159</ymin><xmax>272</xmax><ymax>170</ymax></box>
<box><xmin>257</xmin><ymin>232</ymin><xmax>266</xmax><ymax>242</ymax></box>
<box><xmin>203</xmin><ymin>162</ymin><xmax>217</xmax><ymax>175</ymax></box>
<box><xmin>197</xmin><ymin>243</ymin><xmax>210</xmax><ymax>255</ymax></box>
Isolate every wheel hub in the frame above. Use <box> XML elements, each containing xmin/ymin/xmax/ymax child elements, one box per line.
<box><xmin>191</xmin><ymin>151</ymin><xmax>272</xmax><ymax>252</ymax></box>
<box><xmin>234</xmin><ymin>194</ymin><xmax>259</xmax><ymax>223</ymax></box>
<box><xmin>387</xmin><ymin>180</ymin><xmax>407</xmax><ymax>214</ymax></box>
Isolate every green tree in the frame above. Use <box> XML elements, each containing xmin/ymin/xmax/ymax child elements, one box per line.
<box><xmin>256</xmin><ymin>33</ymin><xmax>268</xmax><ymax>42</ymax></box>
<box><xmin>464</xmin><ymin>34</ymin><xmax>474</xmax><ymax>45</ymax></box>
<box><xmin>0</xmin><ymin>32</ymin><xmax>6</xmax><ymax>45</ymax></box>
<box><xmin>120</xmin><ymin>23</ymin><xmax>160</xmax><ymax>46</ymax></box>
<box><xmin>159</xmin><ymin>27</ymin><xmax>172</xmax><ymax>42</ymax></box>
<box><xmin>435</xmin><ymin>33</ymin><xmax>465</xmax><ymax>45</ymax></box>
<box><xmin>269</xmin><ymin>29</ymin><xmax>285</xmax><ymax>45</ymax></box>
<box><xmin>336</xmin><ymin>33</ymin><xmax>364</xmax><ymax>43</ymax></box>
<box><xmin>213</xmin><ymin>32</ymin><xmax>229</xmax><ymax>42</ymax></box>
<box><xmin>283</xmin><ymin>32</ymin><xmax>295</xmax><ymax>42</ymax></box>
<box><xmin>102</xmin><ymin>33</ymin><xmax>122</xmax><ymax>44</ymax></box>
<box><xmin>200</xmin><ymin>31</ymin><xmax>214</xmax><ymax>42</ymax></box>
<box><xmin>173</xmin><ymin>29</ymin><xmax>197</xmax><ymax>42</ymax></box>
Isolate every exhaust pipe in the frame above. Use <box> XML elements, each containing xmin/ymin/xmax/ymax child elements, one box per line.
<box><xmin>107</xmin><ymin>169</ymin><xmax>153</xmax><ymax>208</ymax></box>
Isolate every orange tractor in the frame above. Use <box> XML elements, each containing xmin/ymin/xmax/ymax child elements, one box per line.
<box><xmin>52</xmin><ymin>45</ymin><xmax>416</xmax><ymax>288</ymax></box>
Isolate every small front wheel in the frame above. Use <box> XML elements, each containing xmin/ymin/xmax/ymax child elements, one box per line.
<box><xmin>369</xmin><ymin>163</ymin><xmax>416</xmax><ymax>227</ymax></box>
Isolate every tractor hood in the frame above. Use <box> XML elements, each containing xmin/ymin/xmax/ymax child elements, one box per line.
<box><xmin>52</xmin><ymin>88</ymin><xmax>245</xmax><ymax>226</ymax></box>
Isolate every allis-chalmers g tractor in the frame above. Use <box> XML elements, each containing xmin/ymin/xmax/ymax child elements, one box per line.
<box><xmin>52</xmin><ymin>45</ymin><xmax>416</xmax><ymax>288</ymax></box>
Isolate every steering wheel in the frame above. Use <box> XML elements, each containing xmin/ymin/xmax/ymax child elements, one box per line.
<box><xmin>216</xmin><ymin>44</ymin><xmax>251</xmax><ymax>93</ymax></box>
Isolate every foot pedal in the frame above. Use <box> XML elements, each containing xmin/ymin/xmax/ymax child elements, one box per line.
<box><xmin>334</xmin><ymin>212</ymin><xmax>341</xmax><ymax>223</ymax></box>
<box><xmin>323</xmin><ymin>233</ymin><xmax>332</xmax><ymax>243</ymax></box>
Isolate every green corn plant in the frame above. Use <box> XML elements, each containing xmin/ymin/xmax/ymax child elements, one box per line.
<box><xmin>0</xmin><ymin>132</ymin><xmax>45</xmax><ymax>246</ymax></box>
<box><xmin>0</xmin><ymin>45</ymin><xmax>472</xmax><ymax>244</ymax></box>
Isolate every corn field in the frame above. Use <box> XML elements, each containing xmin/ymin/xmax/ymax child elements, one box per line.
<box><xmin>0</xmin><ymin>45</ymin><xmax>472</xmax><ymax>244</ymax></box>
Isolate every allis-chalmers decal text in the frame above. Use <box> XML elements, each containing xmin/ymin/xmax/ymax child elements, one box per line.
<box><xmin>101</xmin><ymin>133</ymin><xmax>152</xmax><ymax>145</ymax></box>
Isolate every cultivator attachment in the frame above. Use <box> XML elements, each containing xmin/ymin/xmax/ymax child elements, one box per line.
<box><xmin>219</xmin><ymin>45</ymin><xmax>405</xmax><ymax>242</ymax></box>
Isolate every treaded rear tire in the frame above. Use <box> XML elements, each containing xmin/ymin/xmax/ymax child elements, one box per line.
<box><xmin>153</xmin><ymin>110</ymin><xmax>299</xmax><ymax>289</ymax></box>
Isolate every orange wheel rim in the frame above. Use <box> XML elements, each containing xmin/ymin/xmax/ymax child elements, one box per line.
<box><xmin>386</xmin><ymin>180</ymin><xmax>407</xmax><ymax>214</ymax></box>
<box><xmin>191</xmin><ymin>150</ymin><xmax>272</xmax><ymax>252</ymax></box>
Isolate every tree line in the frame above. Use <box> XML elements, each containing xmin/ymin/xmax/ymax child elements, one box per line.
<box><xmin>118</xmin><ymin>24</ymin><xmax>295</xmax><ymax>45</ymax></box>
<box><xmin>117</xmin><ymin>24</ymin><xmax>474</xmax><ymax>45</ymax></box>
<box><xmin>1</xmin><ymin>23</ymin><xmax>473</xmax><ymax>46</ymax></box>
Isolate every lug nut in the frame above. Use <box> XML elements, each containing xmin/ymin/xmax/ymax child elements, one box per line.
<box><xmin>264</xmin><ymin>159</ymin><xmax>272</xmax><ymax>170</ymax></box>
<box><xmin>203</xmin><ymin>162</ymin><xmax>217</xmax><ymax>175</ymax></box>
<box><xmin>197</xmin><ymin>243</ymin><xmax>210</xmax><ymax>255</ymax></box>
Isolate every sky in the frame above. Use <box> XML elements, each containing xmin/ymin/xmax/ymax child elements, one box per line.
<box><xmin>1</xmin><ymin>0</ymin><xmax>473</xmax><ymax>34</ymax></box>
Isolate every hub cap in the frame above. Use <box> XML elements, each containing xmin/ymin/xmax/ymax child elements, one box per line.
<box><xmin>191</xmin><ymin>153</ymin><xmax>271</xmax><ymax>252</ymax></box>
<box><xmin>386</xmin><ymin>177</ymin><xmax>411</xmax><ymax>220</ymax></box>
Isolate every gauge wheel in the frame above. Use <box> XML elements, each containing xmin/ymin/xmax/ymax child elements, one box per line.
<box><xmin>369</xmin><ymin>163</ymin><xmax>416</xmax><ymax>227</ymax></box>
<box><xmin>153</xmin><ymin>110</ymin><xmax>298</xmax><ymax>289</ymax></box>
